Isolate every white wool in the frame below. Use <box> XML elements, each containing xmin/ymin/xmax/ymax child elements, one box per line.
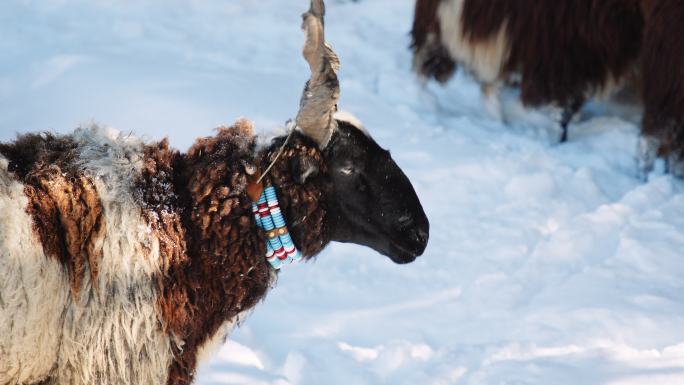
<box><xmin>195</xmin><ymin>319</ymin><xmax>237</xmax><ymax>366</ymax></box>
<box><xmin>56</xmin><ymin>125</ymin><xmax>173</xmax><ymax>385</ymax></box>
<box><xmin>71</xmin><ymin>125</ymin><xmax>161</xmax><ymax>286</ymax></box>
<box><xmin>0</xmin><ymin>126</ymin><xmax>175</xmax><ymax>385</ymax></box>
<box><xmin>334</xmin><ymin>110</ymin><xmax>371</xmax><ymax>138</ymax></box>
<box><xmin>257</xmin><ymin>120</ymin><xmax>295</xmax><ymax>150</ymax></box>
<box><xmin>0</xmin><ymin>157</ymin><xmax>69</xmax><ymax>384</ymax></box>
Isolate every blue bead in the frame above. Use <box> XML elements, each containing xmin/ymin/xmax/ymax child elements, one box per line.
<box><xmin>268</xmin><ymin>237</ymin><xmax>283</xmax><ymax>251</ymax></box>
<box><xmin>280</xmin><ymin>236</ymin><xmax>294</xmax><ymax>248</ymax></box>
<box><xmin>257</xmin><ymin>186</ymin><xmax>301</xmax><ymax>269</ymax></box>
<box><xmin>261</xmin><ymin>215</ymin><xmax>275</xmax><ymax>230</ymax></box>
<box><xmin>264</xmin><ymin>186</ymin><xmax>277</xmax><ymax>199</ymax></box>
<box><xmin>271</xmin><ymin>211</ymin><xmax>285</xmax><ymax>227</ymax></box>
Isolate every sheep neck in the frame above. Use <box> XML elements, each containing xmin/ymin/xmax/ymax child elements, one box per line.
<box><xmin>256</xmin><ymin>132</ymin><xmax>335</xmax><ymax>260</ymax></box>
<box><xmin>251</xmin><ymin>184</ymin><xmax>302</xmax><ymax>269</ymax></box>
<box><xmin>144</xmin><ymin>124</ymin><xmax>273</xmax><ymax>385</ymax></box>
<box><xmin>143</xmin><ymin>125</ymin><xmax>335</xmax><ymax>385</ymax></box>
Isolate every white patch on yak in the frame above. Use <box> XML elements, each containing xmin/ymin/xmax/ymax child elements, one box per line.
<box><xmin>481</xmin><ymin>82</ymin><xmax>505</xmax><ymax>122</ymax></box>
<box><xmin>0</xmin><ymin>157</ymin><xmax>70</xmax><ymax>384</ymax></box>
<box><xmin>437</xmin><ymin>0</ymin><xmax>510</xmax><ymax>85</ymax></box>
<box><xmin>436</xmin><ymin>0</ymin><xmax>632</xmax><ymax>102</ymax></box>
<box><xmin>54</xmin><ymin>125</ymin><xmax>174</xmax><ymax>385</ymax></box>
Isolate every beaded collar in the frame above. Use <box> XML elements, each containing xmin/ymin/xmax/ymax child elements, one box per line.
<box><xmin>248</xmin><ymin>128</ymin><xmax>303</xmax><ymax>269</ymax></box>
<box><xmin>251</xmin><ymin>184</ymin><xmax>302</xmax><ymax>269</ymax></box>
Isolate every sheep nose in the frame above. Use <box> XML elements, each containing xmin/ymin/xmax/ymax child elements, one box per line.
<box><xmin>414</xmin><ymin>228</ymin><xmax>428</xmax><ymax>245</ymax></box>
<box><xmin>408</xmin><ymin>227</ymin><xmax>429</xmax><ymax>253</ymax></box>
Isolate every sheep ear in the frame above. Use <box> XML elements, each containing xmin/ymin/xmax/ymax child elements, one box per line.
<box><xmin>295</xmin><ymin>0</ymin><xmax>340</xmax><ymax>149</ymax></box>
<box><xmin>290</xmin><ymin>156</ymin><xmax>320</xmax><ymax>185</ymax></box>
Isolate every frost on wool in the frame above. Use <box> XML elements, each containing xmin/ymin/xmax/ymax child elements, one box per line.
<box><xmin>0</xmin><ymin>127</ymin><xmax>174</xmax><ymax>385</ymax></box>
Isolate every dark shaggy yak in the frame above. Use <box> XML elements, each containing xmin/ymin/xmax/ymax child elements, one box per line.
<box><xmin>411</xmin><ymin>0</ymin><xmax>646</xmax><ymax>141</ymax></box>
<box><xmin>0</xmin><ymin>1</ymin><xmax>429</xmax><ymax>385</ymax></box>
<box><xmin>639</xmin><ymin>0</ymin><xmax>684</xmax><ymax>176</ymax></box>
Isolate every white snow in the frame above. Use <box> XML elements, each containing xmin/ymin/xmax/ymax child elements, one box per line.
<box><xmin>2</xmin><ymin>0</ymin><xmax>684</xmax><ymax>384</ymax></box>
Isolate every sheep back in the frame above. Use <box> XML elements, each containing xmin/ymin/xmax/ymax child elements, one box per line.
<box><xmin>0</xmin><ymin>121</ymin><xmax>277</xmax><ymax>385</ymax></box>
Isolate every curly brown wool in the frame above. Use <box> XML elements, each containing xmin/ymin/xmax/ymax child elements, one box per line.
<box><xmin>139</xmin><ymin>121</ymin><xmax>272</xmax><ymax>385</ymax></box>
<box><xmin>135</xmin><ymin>121</ymin><xmax>336</xmax><ymax>385</ymax></box>
<box><xmin>258</xmin><ymin>133</ymin><xmax>333</xmax><ymax>258</ymax></box>
<box><xmin>0</xmin><ymin>133</ymin><xmax>105</xmax><ymax>297</ymax></box>
<box><xmin>137</xmin><ymin>138</ymin><xmax>188</xmax><ymax>273</ymax></box>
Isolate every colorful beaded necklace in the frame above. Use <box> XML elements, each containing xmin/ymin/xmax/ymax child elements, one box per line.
<box><xmin>251</xmin><ymin>185</ymin><xmax>302</xmax><ymax>269</ymax></box>
<box><xmin>248</xmin><ymin>127</ymin><xmax>302</xmax><ymax>269</ymax></box>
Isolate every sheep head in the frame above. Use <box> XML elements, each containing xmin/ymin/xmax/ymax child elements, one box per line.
<box><xmin>294</xmin><ymin>0</ymin><xmax>429</xmax><ymax>263</ymax></box>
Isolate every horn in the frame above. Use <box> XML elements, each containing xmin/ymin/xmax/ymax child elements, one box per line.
<box><xmin>295</xmin><ymin>0</ymin><xmax>340</xmax><ymax>149</ymax></box>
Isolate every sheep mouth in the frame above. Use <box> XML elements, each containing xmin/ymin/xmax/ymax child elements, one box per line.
<box><xmin>380</xmin><ymin>223</ymin><xmax>429</xmax><ymax>264</ymax></box>
<box><xmin>386</xmin><ymin>241</ymin><xmax>423</xmax><ymax>264</ymax></box>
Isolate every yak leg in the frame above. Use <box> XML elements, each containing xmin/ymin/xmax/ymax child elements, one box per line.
<box><xmin>636</xmin><ymin>135</ymin><xmax>659</xmax><ymax>180</ymax></box>
<box><xmin>559</xmin><ymin>98</ymin><xmax>584</xmax><ymax>143</ymax></box>
<box><xmin>482</xmin><ymin>82</ymin><xmax>504</xmax><ymax>123</ymax></box>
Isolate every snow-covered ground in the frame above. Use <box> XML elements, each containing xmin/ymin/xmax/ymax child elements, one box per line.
<box><xmin>2</xmin><ymin>1</ymin><xmax>684</xmax><ymax>384</ymax></box>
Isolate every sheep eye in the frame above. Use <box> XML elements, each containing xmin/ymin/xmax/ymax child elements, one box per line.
<box><xmin>339</xmin><ymin>166</ymin><xmax>354</xmax><ymax>176</ymax></box>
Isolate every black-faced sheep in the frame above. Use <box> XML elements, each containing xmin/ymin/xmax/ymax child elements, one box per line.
<box><xmin>639</xmin><ymin>0</ymin><xmax>684</xmax><ymax>176</ymax></box>
<box><xmin>0</xmin><ymin>2</ymin><xmax>429</xmax><ymax>385</ymax></box>
<box><xmin>411</xmin><ymin>0</ymin><xmax>646</xmax><ymax>142</ymax></box>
